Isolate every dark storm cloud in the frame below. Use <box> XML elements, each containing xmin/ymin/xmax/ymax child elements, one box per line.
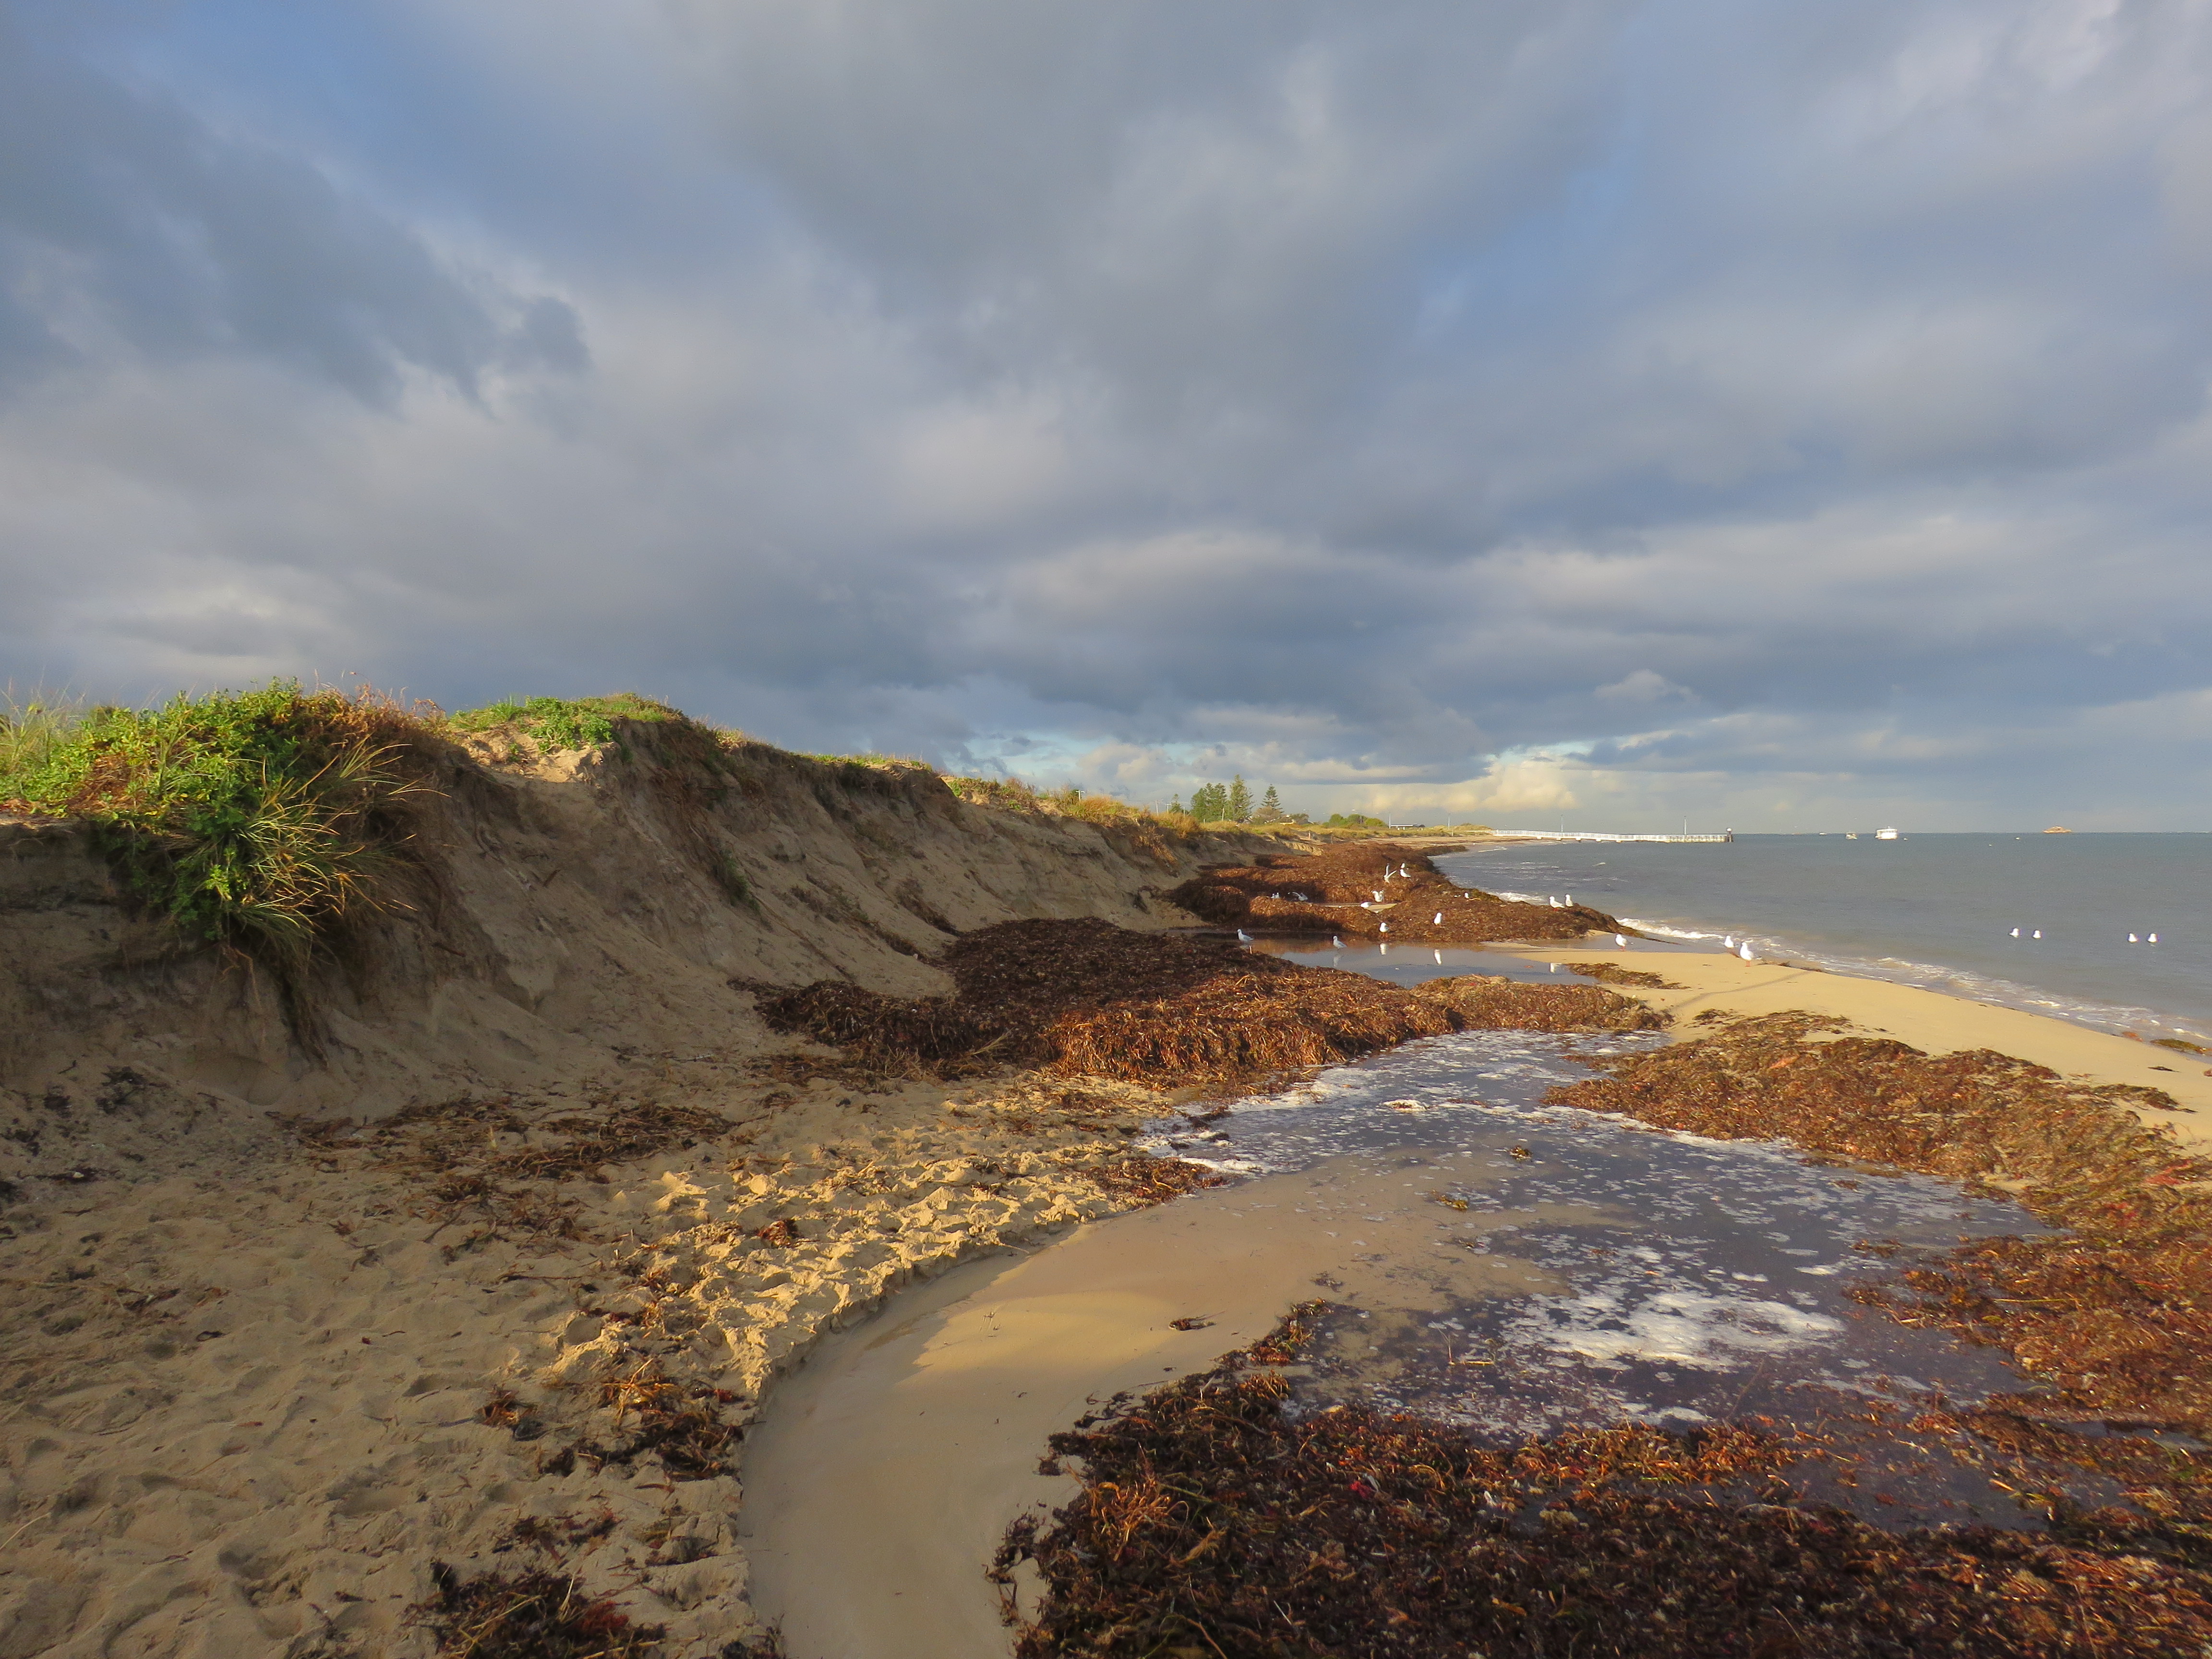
<box><xmin>1</xmin><ymin>0</ymin><xmax>2209</xmax><ymax>827</ymax></box>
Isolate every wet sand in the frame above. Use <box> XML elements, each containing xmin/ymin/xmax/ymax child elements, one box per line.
<box><xmin>738</xmin><ymin>1154</ymin><xmax>1588</xmax><ymax>1659</ymax></box>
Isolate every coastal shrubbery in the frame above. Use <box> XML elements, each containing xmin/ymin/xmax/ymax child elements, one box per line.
<box><xmin>0</xmin><ymin>682</ymin><xmax>433</xmax><ymax>974</ymax></box>
<box><xmin>448</xmin><ymin>692</ymin><xmax>676</xmax><ymax>750</ymax></box>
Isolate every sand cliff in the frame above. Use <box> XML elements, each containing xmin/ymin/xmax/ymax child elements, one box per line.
<box><xmin>0</xmin><ymin>732</ymin><xmax>1268</xmax><ymax>1658</ymax></box>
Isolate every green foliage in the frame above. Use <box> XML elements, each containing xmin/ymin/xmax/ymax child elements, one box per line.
<box><xmin>449</xmin><ymin>693</ymin><xmax>677</xmax><ymax>750</ymax></box>
<box><xmin>0</xmin><ymin>693</ymin><xmax>85</xmax><ymax>781</ymax></box>
<box><xmin>1187</xmin><ymin>775</ymin><xmax>1261</xmax><ymax>824</ymax></box>
<box><xmin>1325</xmin><ymin>813</ymin><xmax>1389</xmax><ymax>828</ymax></box>
<box><xmin>0</xmin><ymin>682</ymin><xmax>428</xmax><ymax>970</ymax></box>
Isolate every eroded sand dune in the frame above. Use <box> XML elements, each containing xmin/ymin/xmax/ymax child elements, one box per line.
<box><xmin>0</xmin><ymin>733</ymin><xmax>1262</xmax><ymax>1658</ymax></box>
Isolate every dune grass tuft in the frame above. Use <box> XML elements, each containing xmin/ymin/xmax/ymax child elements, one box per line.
<box><xmin>0</xmin><ymin>682</ymin><xmax>433</xmax><ymax>975</ymax></box>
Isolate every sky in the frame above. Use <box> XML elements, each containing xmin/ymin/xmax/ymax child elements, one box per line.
<box><xmin>2</xmin><ymin>0</ymin><xmax>2209</xmax><ymax>830</ymax></box>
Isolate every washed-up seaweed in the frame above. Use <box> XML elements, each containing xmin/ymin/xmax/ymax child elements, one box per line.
<box><xmin>1086</xmin><ymin>1156</ymin><xmax>1232</xmax><ymax>1205</ymax></box>
<box><xmin>1547</xmin><ymin>1011</ymin><xmax>2212</xmax><ymax>1436</ymax></box>
<box><xmin>411</xmin><ymin>1562</ymin><xmax>664</xmax><ymax>1658</ymax></box>
<box><xmin>755</xmin><ymin>918</ymin><xmax>1661</xmax><ymax>1084</ymax></box>
<box><xmin>1166</xmin><ymin>843</ymin><xmax>1627</xmax><ymax>943</ymax></box>
<box><xmin>1562</xmin><ymin>960</ymin><xmax>1685</xmax><ymax>989</ymax></box>
<box><xmin>996</xmin><ymin>1318</ymin><xmax>2212</xmax><ymax>1659</ymax></box>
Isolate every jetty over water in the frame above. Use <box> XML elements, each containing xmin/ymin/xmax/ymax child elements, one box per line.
<box><xmin>1489</xmin><ymin>830</ymin><xmax>1732</xmax><ymax>843</ymax></box>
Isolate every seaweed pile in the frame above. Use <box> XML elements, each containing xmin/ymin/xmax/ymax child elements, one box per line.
<box><xmin>997</xmin><ymin>1329</ymin><xmax>2212</xmax><ymax>1659</ymax></box>
<box><xmin>1550</xmin><ymin>1011</ymin><xmax>2212</xmax><ymax>1434</ymax></box>
<box><xmin>756</xmin><ymin>918</ymin><xmax>1661</xmax><ymax>1084</ymax></box>
<box><xmin>1166</xmin><ymin>843</ymin><xmax>1624</xmax><ymax>944</ymax></box>
<box><xmin>1562</xmin><ymin>960</ymin><xmax>1685</xmax><ymax>989</ymax></box>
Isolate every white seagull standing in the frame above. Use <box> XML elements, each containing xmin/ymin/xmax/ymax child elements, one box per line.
<box><xmin>1433</xmin><ymin>912</ymin><xmax>1444</xmax><ymax>925</ymax></box>
<box><xmin>2032</xmin><ymin>929</ymin><xmax>2042</xmax><ymax>939</ymax></box>
<box><xmin>1379</xmin><ymin>922</ymin><xmax>1390</xmax><ymax>933</ymax></box>
<box><xmin>2150</xmin><ymin>933</ymin><xmax>2161</xmax><ymax>944</ymax></box>
<box><xmin>1332</xmin><ymin>935</ymin><xmax>1344</xmax><ymax>948</ymax></box>
<box><xmin>1615</xmin><ymin>934</ymin><xmax>1628</xmax><ymax>949</ymax></box>
<box><xmin>2129</xmin><ymin>933</ymin><xmax>2141</xmax><ymax>944</ymax></box>
<box><xmin>1739</xmin><ymin>942</ymin><xmax>1757</xmax><ymax>961</ymax></box>
<box><xmin>1236</xmin><ymin>929</ymin><xmax>1254</xmax><ymax>943</ymax></box>
<box><xmin>1723</xmin><ymin>935</ymin><xmax>1736</xmax><ymax>949</ymax></box>
<box><xmin>2010</xmin><ymin>927</ymin><xmax>2020</xmax><ymax>938</ymax></box>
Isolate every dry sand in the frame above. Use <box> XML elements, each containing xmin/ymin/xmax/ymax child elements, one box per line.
<box><xmin>0</xmin><ymin>1060</ymin><xmax>1184</xmax><ymax>1658</ymax></box>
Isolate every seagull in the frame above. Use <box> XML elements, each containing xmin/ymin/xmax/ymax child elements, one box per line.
<box><xmin>1373</xmin><ymin>890</ymin><xmax>1385</xmax><ymax>902</ymax></box>
<box><xmin>2032</xmin><ymin>929</ymin><xmax>2042</xmax><ymax>939</ymax></box>
<box><xmin>2129</xmin><ymin>933</ymin><xmax>2140</xmax><ymax>944</ymax></box>
<box><xmin>1433</xmin><ymin>950</ymin><xmax>1443</xmax><ymax>964</ymax></box>
<box><xmin>1379</xmin><ymin>922</ymin><xmax>1389</xmax><ymax>933</ymax></box>
<box><xmin>1565</xmin><ymin>894</ymin><xmax>1573</xmax><ymax>906</ymax></box>
<box><xmin>2010</xmin><ymin>927</ymin><xmax>2020</xmax><ymax>937</ymax></box>
<box><xmin>1723</xmin><ymin>935</ymin><xmax>1736</xmax><ymax>949</ymax></box>
<box><xmin>1433</xmin><ymin>912</ymin><xmax>1444</xmax><ymax>925</ymax></box>
<box><xmin>1332</xmin><ymin>935</ymin><xmax>1344</xmax><ymax>948</ymax></box>
<box><xmin>1739</xmin><ymin>942</ymin><xmax>1757</xmax><ymax>961</ymax></box>
<box><xmin>1615</xmin><ymin>934</ymin><xmax>1628</xmax><ymax>949</ymax></box>
<box><xmin>1236</xmin><ymin>929</ymin><xmax>1254</xmax><ymax>943</ymax></box>
<box><xmin>2150</xmin><ymin>933</ymin><xmax>2160</xmax><ymax>944</ymax></box>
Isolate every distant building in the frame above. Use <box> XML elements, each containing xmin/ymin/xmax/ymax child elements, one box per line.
<box><xmin>2044</xmin><ymin>825</ymin><xmax>2073</xmax><ymax>834</ymax></box>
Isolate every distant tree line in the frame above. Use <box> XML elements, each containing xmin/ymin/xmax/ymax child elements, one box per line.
<box><xmin>1169</xmin><ymin>777</ymin><xmax>1305</xmax><ymax>824</ymax></box>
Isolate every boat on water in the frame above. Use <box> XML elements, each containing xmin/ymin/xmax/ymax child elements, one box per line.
<box><xmin>1874</xmin><ymin>827</ymin><xmax>1901</xmax><ymax>840</ymax></box>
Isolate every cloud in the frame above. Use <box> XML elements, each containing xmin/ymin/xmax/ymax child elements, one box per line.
<box><xmin>0</xmin><ymin>0</ymin><xmax>2208</xmax><ymax>827</ymax></box>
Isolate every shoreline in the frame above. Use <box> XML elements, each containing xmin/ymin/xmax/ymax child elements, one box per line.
<box><xmin>10</xmin><ymin>801</ymin><xmax>2208</xmax><ymax>1656</ymax></box>
<box><xmin>733</xmin><ymin>936</ymin><xmax>2212</xmax><ymax>1657</ymax></box>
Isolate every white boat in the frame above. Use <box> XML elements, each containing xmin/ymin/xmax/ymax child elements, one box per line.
<box><xmin>1874</xmin><ymin>826</ymin><xmax>1900</xmax><ymax>840</ymax></box>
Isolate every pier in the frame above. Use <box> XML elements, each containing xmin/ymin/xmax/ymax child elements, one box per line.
<box><xmin>1488</xmin><ymin>830</ymin><xmax>1732</xmax><ymax>843</ymax></box>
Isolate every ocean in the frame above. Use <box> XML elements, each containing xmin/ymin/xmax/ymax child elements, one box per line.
<box><xmin>1432</xmin><ymin>832</ymin><xmax>2212</xmax><ymax>1045</ymax></box>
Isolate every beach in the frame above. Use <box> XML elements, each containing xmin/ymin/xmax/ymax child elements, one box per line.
<box><xmin>7</xmin><ymin>788</ymin><xmax>2211</xmax><ymax>1657</ymax></box>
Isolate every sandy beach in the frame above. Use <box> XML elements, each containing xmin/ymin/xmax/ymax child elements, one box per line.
<box><xmin>8</xmin><ymin>794</ymin><xmax>2210</xmax><ymax>1657</ymax></box>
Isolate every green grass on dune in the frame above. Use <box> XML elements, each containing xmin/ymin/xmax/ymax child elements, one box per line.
<box><xmin>447</xmin><ymin>693</ymin><xmax>679</xmax><ymax>749</ymax></box>
<box><xmin>0</xmin><ymin>683</ymin><xmax>432</xmax><ymax>972</ymax></box>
